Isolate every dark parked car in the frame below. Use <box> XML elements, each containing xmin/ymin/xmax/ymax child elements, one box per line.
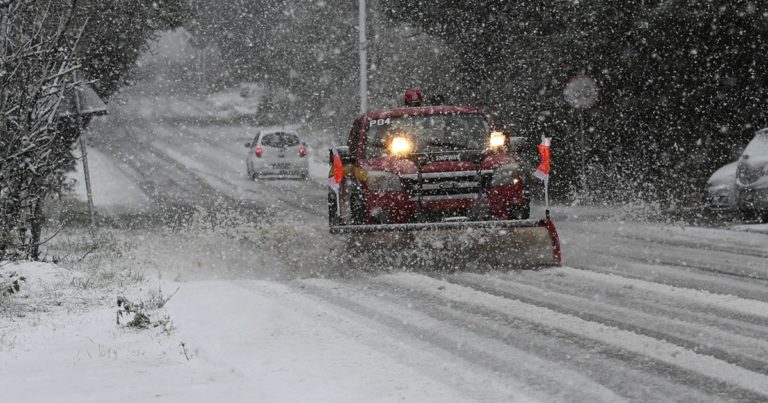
<box><xmin>707</xmin><ymin>161</ymin><xmax>737</xmax><ymax>209</ymax></box>
<box><xmin>735</xmin><ymin>128</ymin><xmax>768</xmax><ymax>222</ymax></box>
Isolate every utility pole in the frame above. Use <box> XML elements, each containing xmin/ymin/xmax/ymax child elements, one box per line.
<box><xmin>579</xmin><ymin>112</ymin><xmax>587</xmax><ymax>196</ymax></box>
<box><xmin>368</xmin><ymin>0</ymin><xmax>378</xmax><ymax>102</ymax></box>
<box><xmin>358</xmin><ymin>0</ymin><xmax>368</xmax><ymax>114</ymax></box>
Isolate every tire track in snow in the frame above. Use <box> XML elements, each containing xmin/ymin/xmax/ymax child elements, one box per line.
<box><xmin>443</xmin><ymin>272</ymin><xmax>768</xmax><ymax>375</ymax></box>
<box><xmin>306</xmin><ymin>276</ymin><xmax>737</xmax><ymax>401</ymax></box>
<box><xmin>362</xmin><ymin>279</ymin><xmax>732</xmax><ymax>402</ymax></box>
<box><xmin>152</xmin><ymin>124</ymin><xmax>328</xmax><ymax>219</ymax></box>
<box><xmin>116</xmin><ymin>121</ymin><xmax>322</xmax><ymax>223</ymax></box>
<box><xmin>98</xmin><ymin>124</ymin><xmax>226</xmax><ymax>204</ymax></box>
<box><xmin>563</xmin><ymin>223</ymin><xmax>768</xmax><ymax>281</ymax></box>
<box><xmin>495</xmin><ymin>266</ymin><xmax>768</xmax><ymax>342</ymax></box>
<box><xmin>95</xmin><ymin>126</ymin><xmax>221</xmax><ymax>209</ymax></box>
<box><xmin>230</xmin><ymin>281</ymin><xmax>535</xmax><ymax>402</ymax></box>
<box><xmin>564</xmin><ymin>267</ymin><xmax>768</xmax><ymax>320</ymax></box>
<box><xmin>617</xmin><ymin>232</ymin><xmax>768</xmax><ymax>259</ymax></box>
<box><xmin>569</xmin><ymin>221</ymin><xmax>768</xmax><ymax>259</ymax></box>
<box><xmin>565</xmin><ymin>229</ymin><xmax>768</xmax><ymax>284</ymax></box>
<box><xmin>590</xmin><ymin>247</ymin><xmax>768</xmax><ymax>283</ymax></box>
<box><xmin>95</xmin><ymin>124</ymin><xmax>274</xmax><ymax>230</ymax></box>
<box><xmin>381</xmin><ymin>273</ymin><xmax>768</xmax><ymax>400</ymax></box>
<box><xmin>563</xmin><ymin>251</ymin><xmax>768</xmax><ymax>304</ymax></box>
<box><xmin>293</xmin><ymin>278</ymin><xmax>624</xmax><ymax>403</ymax></box>
<box><xmin>117</xmin><ymin>121</ymin><xmax>343</xmax><ymax>278</ymax></box>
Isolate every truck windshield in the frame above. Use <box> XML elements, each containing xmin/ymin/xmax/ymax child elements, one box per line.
<box><xmin>364</xmin><ymin>114</ymin><xmax>490</xmax><ymax>158</ymax></box>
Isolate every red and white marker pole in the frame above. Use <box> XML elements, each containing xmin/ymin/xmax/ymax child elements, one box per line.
<box><xmin>325</xmin><ymin>147</ymin><xmax>345</xmax><ymax>216</ymax></box>
<box><xmin>533</xmin><ymin>136</ymin><xmax>552</xmax><ymax>216</ymax></box>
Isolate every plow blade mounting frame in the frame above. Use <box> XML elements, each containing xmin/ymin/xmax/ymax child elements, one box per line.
<box><xmin>331</xmin><ymin>218</ymin><xmax>562</xmax><ymax>267</ymax></box>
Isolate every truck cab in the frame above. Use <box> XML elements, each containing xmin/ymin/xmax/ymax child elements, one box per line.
<box><xmin>329</xmin><ymin>95</ymin><xmax>530</xmax><ymax>228</ymax></box>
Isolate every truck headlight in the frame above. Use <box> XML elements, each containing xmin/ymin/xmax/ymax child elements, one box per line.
<box><xmin>388</xmin><ymin>136</ymin><xmax>413</xmax><ymax>156</ymax></box>
<box><xmin>366</xmin><ymin>171</ymin><xmax>403</xmax><ymax>191</ymax></box>
<box><xmin>491</xmin><ymin>164</ymin><xmax>522</xmax><ymax>186</ymax></box>
<box><xmin>488</xmin><ymin>131</ymin><xmax>506</xmax><ymax>149</ymax></box>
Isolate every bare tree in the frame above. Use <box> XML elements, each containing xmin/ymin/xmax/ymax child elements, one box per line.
<box><xmin>0</xmin><ymin>0</ymin><xmax>82</xmax><ymax>260</ymax></box>
<box><xmin>1</xmin><ymin>0</ymin><xmax>187</xmax><ymax>261</ymax></box>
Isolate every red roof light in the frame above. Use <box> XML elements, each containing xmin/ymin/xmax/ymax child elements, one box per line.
<box><xmin>404</xmin><ymin>89</ymin><xmax>423</xmax><ymax>107</ymax></box>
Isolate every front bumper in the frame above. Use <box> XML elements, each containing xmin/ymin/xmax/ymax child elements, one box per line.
<box><xmin>363</xmin><ymin>182</ymin><xmax>527</xmax><ymax>223</ymax></box>
<box><xmin>736</xmin><ymin>186</ymin><xmax>768</xmax><ymax>211</ymax></box>
<box><xmin>252</xmin><ymin>160</ymin><xmax>309</xmax><ymax>177</ymax></box>
<box><xmin>707</xmin><ymin>185</ymin><xmax>735</xmax><ymax>209</ymax></box>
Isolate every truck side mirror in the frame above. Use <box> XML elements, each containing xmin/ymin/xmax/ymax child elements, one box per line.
<box><xmin>338</xmin><ymin>146</ymin><xmax>356</xmax><ymax>164</ymax></box>
<box><xmin>245</xmin><ymin>142</ymin><xmax>251</xmax><ymax>148</ymax></box>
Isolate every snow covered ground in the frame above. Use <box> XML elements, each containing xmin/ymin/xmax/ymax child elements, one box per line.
<box><xmin>3</xmin><ymin>263</ymin><xmax>520</xmax><ymax>403</ymax></box>
<box><xmin>3</xmin><ymin>93</ymin><xmax>768</xmax><ymax>402</ymax></box>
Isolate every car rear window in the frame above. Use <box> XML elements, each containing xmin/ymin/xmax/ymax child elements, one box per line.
<box><xmin>261</xmin><ymin>132</ymin><xmax>300</xmax><ymax>148</ymax></box>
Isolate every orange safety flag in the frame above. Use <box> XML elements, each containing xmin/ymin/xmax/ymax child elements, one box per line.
<box><xmin>332</xmin><ymin>148</ymin><xmax>344</xmax><ymax>184</ymax></box>
<box><xmin>325</xmin><ymin>147</ymin><xmax>344</xmax><ymax>193</ymax></box>
<box><xmin>533</xmin><ymin>136</ymin><xmax>551</xmax><ymax>182</ymax></box>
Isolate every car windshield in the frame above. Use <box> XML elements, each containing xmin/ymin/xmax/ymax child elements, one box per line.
<box><xmin>743</xmin><ymin>131</ymin><xmax>768</xmax><ymax>157</ymax></box>
<box><xmin>261</xmin><ymin>132</ymin><xmax>300</xmax><ymax>148</ymax></box>
<box><xmin>364</xmin><ymin>114</ymin><xmax>490</xmax><ymax>158</ymax></box>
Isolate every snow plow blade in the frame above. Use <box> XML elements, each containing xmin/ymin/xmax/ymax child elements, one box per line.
<box><xmin>331</xmin><ymin>217</ymin><xmax>562</xmax><ymax>268</ymax></box>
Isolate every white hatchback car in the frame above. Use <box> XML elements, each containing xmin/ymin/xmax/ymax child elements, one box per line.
<box><xmin>245</xmin><ymin>130</ymin><xmax>309</xmax><ymax>179</ymax></box>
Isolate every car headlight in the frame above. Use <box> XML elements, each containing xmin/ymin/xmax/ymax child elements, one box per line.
<box><xmin>366</xmin><ymin>171</ymin><xmax>403</xmax><ymax>191</ymax></box>
<box><xmin>491</xmin><ymin>164</ymin><xmax>522</xmax><ymax>186</ymax></box>
<box><xmin>737</xmin><ymin>163</ymin><xmax>762</xmax><ymax>185</ymax></box>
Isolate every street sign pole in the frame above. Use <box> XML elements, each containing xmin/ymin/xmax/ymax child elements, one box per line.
<box><xmin>72</xmin><ymin>71</ymin><xmax>95</xmax><ymax>227</ymax></box>
<box><xmin>358</xmin><ymin>0</ymin><xmax>367</xmax><ymax>114</ymax></box>
<box><xmin>56</xmin><ymin>72</ymin><xmax>107</xmax><ymax>228</ymax></box>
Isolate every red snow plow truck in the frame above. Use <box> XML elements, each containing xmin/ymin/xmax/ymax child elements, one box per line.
<box><xmin>327</xmin><ymin>90</ymin><xmax>561</xmax><ymax>268</ymax></box>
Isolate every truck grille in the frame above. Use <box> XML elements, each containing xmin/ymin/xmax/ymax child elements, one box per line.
<box><xmin>400</xmin><ymin>170</ymin><xmax>493</xmax><ymax>201</ymax></box>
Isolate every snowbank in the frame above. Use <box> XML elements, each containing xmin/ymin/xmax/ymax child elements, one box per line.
<box><xmin>731</xmin><ymin>223</ymin><xmax>768</xmax><ymax>235</ymax></box>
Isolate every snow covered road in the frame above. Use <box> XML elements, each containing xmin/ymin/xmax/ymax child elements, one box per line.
<box><xmin>6</xmin><ymin>115</ymin><xmax>767</xmax><ymax>402</ymax></box>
